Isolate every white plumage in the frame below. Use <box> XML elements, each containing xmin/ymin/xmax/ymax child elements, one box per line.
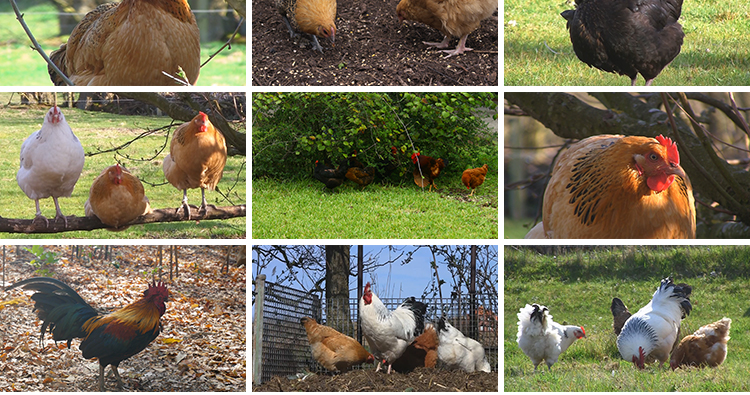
<box><xmin>516</xmin><ymin>303</ymin><xmax>585</xmax><ymax>370</ymax></box>
<box><xmin>617</xmin><ymin>277</ymin><xmax>692</xmax><ymax>368</ymax></box>
<box><xmin>17</xmin><ymin>106</ymin><xmax>84</xmax><ymax>227</ymax></box>
<box><xmin>436</xmin><ymin>317</ymin><xmax>491</xmax><ymax>372</ymax></box>
<box><xmin>359</xmin><ymin>282</ymin><xmax>427</xmax><ymax>374</ymax></box>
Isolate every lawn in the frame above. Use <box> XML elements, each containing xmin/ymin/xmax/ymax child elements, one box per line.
<box><xmin>0</xmin><ymin>100</ymin><xmax>246</xmax><ymax>238</ymax></box>
<box><xmin>504</xmin><ymin>245</ymin><xmax>750</xmax><ymax>391</ymax></box>
<box><xmin>252</xmin><ymin>175</ymin><xmax>498</xmax><ymax>239</ymax></box>
<box><xmin>0</xmin><ymin>1</ymin><xmax>245</xmax><ymax>86</ymax></box>
<box><xmin>504</xmin><ymin>0</ymin><xmax>750</xmax><ymax>86</ymax></box>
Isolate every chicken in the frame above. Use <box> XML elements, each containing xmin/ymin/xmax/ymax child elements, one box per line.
<box><xmin>670</xmin><ymin>317</ymin><xmax>731</xmax><ymax>370</ymax></box>
<box><xmin>461</xmin><ymin>164</ymin><xmax>488</xmax><ymax>196</ymax></box>
<box><xmin>345</xmin><ymin>166</ymin><xmax>376</xmax><ymax>189</ymax></box>
<box><xmin>359</xmin><ymin>282</ymin><xmax>428</xmax><ymax>374</ymax></box>
<box><xmin>276</xmin><ymin>0</ymin><xmax>336</xmax><ymax>52</ymax></box>
<box><xmin>84</xmin><ymin>164</ymin><xmax>151</xmax><ymax>230</ymax></box>
<box><xmin>300</xmin><ymin>317</ymin><xmax>374</xmax><ymax>372</ymax></box>
<box><xmin>561</xmin><ymin>0</ymin><xmax>684</xmax><ymax>86</ymax></box>
<box><xmin>611</xmin><ymin>297</ymin><xmax>632</xmax><ymax>336</ymax></box>
<box><xmin>436</xmin><ymin>317</ymin><xmax>491</xmax><ymax>372</ymax></box>
<box><xmin>617</xmin><ymin>277</ymin><xmax>692</xmax><ymax>369</ymax></box>
<box><xmin>396</xmin><ymin>0</ymin><xmax>498</xmax><ymax>57</ymax></box>
<box><xmin>391</xmin><ymin>324</ymin><xmax>438</xmax><ymax>373</ymax></box>
<box><xmin>525</xmin><ymin>134</ymin><xmax>695</xmax><ymax>239</ymax></box>
<box><xmin>17</xmin><ymin>106</ymin><xmax>85</xmax><ymax>227</ymax></box>
<box><xmin>163</xmin><ymin>112</ymin><xmax>227</xmax><ymax>219</ymax></box>
<box><xmin>516</xmin><ymin>303</ymin><xmax>585</xmax><ymax>370</ymax></box>
<box><xmin>48</xmin><ymin>0</ymin><xmax>200</xmax><ymax>86</ymax></box>
<box><xmin>314</xmin><ymin>160</ymin><xmax>349</xmax><ymax>191</ymax></box>
<box><xmin>5</xmin><ymin>277</ymin><xmax>168</xmax><ymax>390</ymax></box>
<box><xmin>412</xmin><ymin>152</ymin><xmax>445</xmax><ymax>192</ymax></box>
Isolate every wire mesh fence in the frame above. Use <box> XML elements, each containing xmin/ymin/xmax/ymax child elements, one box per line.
<box><xmin>252</xmin><ymin>277</ymin><xmax>498</xmax><ymax>384</ymax></box>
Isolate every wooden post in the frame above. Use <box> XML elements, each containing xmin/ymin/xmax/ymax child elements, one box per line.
<box><xmin>357</xmin><ymin>245</ymin><xmax>363</xmax><ymax>344</ymax></box>
<box><xmin>252</xmin><ymin>274</ymin><xmax>266</xmax><ymax>386</ymax></box>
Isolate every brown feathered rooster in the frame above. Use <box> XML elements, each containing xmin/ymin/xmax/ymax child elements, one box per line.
<box><xmin>163</xmin><ymin>112</ymin><xmax>228</xmax><ymax>219</ymax></box>
<box><xmin>525</xmin><ymin>134</ymin><xmax>695</xmax><ymax>239</ymax></box>
<box><xmin>276</xmin><ymin>0</ymin><xmax>336</xmax><ymax>52</ymax></box>
<box><xmin>412</xmin><ymin>152</ymin><xmax>445</xmax><ymax>191</ymax></box>
<box><xmin>84</xmin><ymin>164</ymin><xmax>151</xmax><ymax>231</ymax></box>
<box><xmin>670</xmin><ymin>317</ymin><xmax>731</xmax><ymax>370</ymax></box>
<box><xmin>48</xmin><ymin>0</ymin><xmax>200</xmax><ymax>86</ymax></box>
<box><xmin>5</xmin><ymin>277</ymin><xmax>168</xmax><ymax>391</ymax></box>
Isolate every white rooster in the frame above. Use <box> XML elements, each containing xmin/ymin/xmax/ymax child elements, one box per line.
<box><xmin>516</xmin><ymin>303</ymin><xmax>586</xmax><ymax>370</ymax></box>
<box><xmin>436</xmin><ymin>317</ymin><xmax>491</xmax><ymax>372</ymax></box>
<box><xmin>617</xmin><ymin>277</ymin><xmax>692</xmax><ymax>369</ymax></box>
<box><xmin>359</xmin><ymin>282</ymin><xmax>428</xmax><ymax>374</ymax></box>
<box><xmin>17</xmin><ymin>106</ymin><xmax>85</xmax><ymax>227</ymax></box>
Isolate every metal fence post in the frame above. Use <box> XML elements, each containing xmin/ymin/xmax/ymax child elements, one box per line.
<box><xmin>252</xmin><ymin>274</ymin><xmax>266</xmax><ymax>386</ymax></box>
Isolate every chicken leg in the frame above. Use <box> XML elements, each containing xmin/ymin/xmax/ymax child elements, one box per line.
<box><xmin>441</xmin><ymin>34</ymin><xmax>473</xmax><ymax>58</ymax></box>
<box><xmin>179</xmin><ymin>189</ymin><xmax>192</xmax><ymax>219</ymax></box>
<box><xmin>98</xmin><ymin>364</ymin><xmax>124</xmax><ymax>391</ymax></box>
<box><xmin>423</xmin><ymin>35</ymin><xmax>451</xmax><ymax>49</ymax></box>
<box><xmin>32</xmin><ymin>199</ymin><xmax>49</xmax><ymax>227</ymax></box>
<box><xmin>52</xmin><ymin>196</ymin><xmax>68</xmax><ymax>227</ymax></box>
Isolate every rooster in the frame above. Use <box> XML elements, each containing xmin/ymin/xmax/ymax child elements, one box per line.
<box><xmin>300</xmin><ymin>317</ymin><xmax>374</xmax><ymax>372</ymax></box>
<box><xmin>411</xmin><ymin>152</ymin><xmax>445</xmax><ymax>192</ymax></box>
<box><xmin>85</xmin><ymin>164</ymin><xmax>151</xmax><ymax>231</ymax></box>
<box><xmin>525</xmin><ymin>134</ymin><xmax>695</xmax><ymax>239</ymax></box>
<box><xmin>396</xmin><ymin>0</ymin><xmax>498</xmax><ymax>57</ymax></box>
<box><xmin>516</xmin><ymin>303</ymin><xmax>585</xmax><ymax>370</ymax></box>
<box><xmin>5</xmin><ymin>277</ymin><xmax>168</xmax><ymax>390</ymax></box>
<box><xmin>436</xmin><ymin>317</ymin><xmax>491</xmax><ymax>372</ymax></box>
<box><xmin>561</xmin><ymin>0</ymin><xmax>683</xmax><ymax>86</ymax></box>
<box><xmin>314</xmin><ymin>160</ymin><xmax>349</xmax><ymax>191</ymax></box>
<box><xmin>48</xmin><ymin>0</ymin><xmax>200</xmax><ymax>86</ymax></box>
<box><xmin>461</xmin><ymin>164</ymin><xmax>489</xmax><ymax>196</ymax></box>
<box><xmin>276</xmin><ymin>0</ymin><xmax>336</xmax><ymax>52</ymax></box>
<box><xmin>17</xmin><ymin>106</ymin><xmax>85</xmax><ymax>227</ymax></box>
<box><xmin>163</xmin><ymin>112</ymin><xmax>227</xmax><ymax>219</ymax></box>
<box><xmin>617</xmin><ymin>277</ymin><xmax>692</xmax><ymax>369</ymax></box>
<box><xmin>611</xmin><ymin>297</ymin><xmax>632</xmax><ymax>336</ymax></box>
<box><xmin>359</xmin><ymin>282</ymin><xmax>428</xmax><ymax>374</ymax></box>
<box><xmin>670</xmin><ymin>317</ymin><xmax>731</xmax><ymax>370</ymax></box>
<box><xmin>391</xmin><ymin>323</ymin><xmax>438</xmax><ymax>373</ymax></box>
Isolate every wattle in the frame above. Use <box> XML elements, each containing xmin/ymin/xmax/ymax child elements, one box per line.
<box><xmin>647</xmin><ymin>173</ymin><xmax>675</xmax><ymax>192</ymax></box>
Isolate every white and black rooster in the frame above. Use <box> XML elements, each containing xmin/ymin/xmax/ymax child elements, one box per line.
<box><xmin>516</xmin><ymin>303</ymin><xmax>586</xmax><ymax>370</ymax></box>
<box><xmin>359</xmin><ymin>282</ymin><xmax>427</xmax><ymax>374</ymax></box>
<box><xmin>616</xmin><ymin>277</ymin><xmax>692</xmax><ymax>369</ymax></box>
<box><xmin>436</xmin><ymin>317</ymin><xmax>491</xmax><ymax>372</ymax></box>
<box><xmin>17</xmin><ymin>106</ymin><xmax>84</xmax><ymax>227</ymax></box>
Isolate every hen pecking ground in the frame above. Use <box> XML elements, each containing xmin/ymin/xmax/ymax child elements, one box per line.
<box><xmin>253</xmin><ymin>367</ymin><xmax>498</xmax><ymax>391</ymax></box>
<box><xmin>252</xmin><ymin>0</ymin><xmax>499</xmax><ymax>86</ymax></box>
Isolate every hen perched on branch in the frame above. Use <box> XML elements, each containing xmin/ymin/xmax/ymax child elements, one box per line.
<box><xmin>6</xmin><ymin>277</ymin><xmax>169</xmax><ymax>391</ymax></box>
<box><xmin>85</xmin><ymin>164</ymin><xmax>151</xmax><ymax>231</ymax></box>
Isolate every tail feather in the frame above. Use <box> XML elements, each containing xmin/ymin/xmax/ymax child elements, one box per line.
<box><xmin>611</xmin><ymin>297</ymin><xmax>631</xmax><ymax>336</ymax></box>
<box><xmin>6</xmin><ymin>277</ymin><xmax>98</xmax><ymax>347</ymax></box>
<box><xmin>400</xmin><ymin>296</ymin><xmax>428</xmax><ymax>336</ymax></box>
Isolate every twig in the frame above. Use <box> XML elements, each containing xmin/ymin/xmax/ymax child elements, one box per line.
<box><xmin>543</xmin><ymin>41</ymin><xmax>559</xmax><ymax>55</ymax></box>
<box><xmin>9</xmin><ymin>0</ymin><xmax>74</xmax><ymax>86</ymax></box>
<box><xmin>201</xmin><ymin>17</ymin><xmax>245</xmax><ymax>68</ymax></box>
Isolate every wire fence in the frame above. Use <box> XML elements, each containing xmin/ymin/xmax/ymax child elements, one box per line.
<box><xmin>252</xmin><ymin>277</ymin><xmax>498</xmax><ymax>385</ymax></box>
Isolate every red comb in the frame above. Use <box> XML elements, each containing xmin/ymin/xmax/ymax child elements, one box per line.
<box><xmin>655</xmin><ymin>134</ymin><xmax>679</xmax><ymax>165</ymax></box>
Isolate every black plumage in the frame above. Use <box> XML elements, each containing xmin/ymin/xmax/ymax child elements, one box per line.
<box><xmin>313</xmin><ymin>160</ymin><xmax>350</xmax><ymax>191</ymax></box>
<box><xmin>561</xmin><ymin>0</ymin><xmax>684</xmax><ymax>86</ymax></box>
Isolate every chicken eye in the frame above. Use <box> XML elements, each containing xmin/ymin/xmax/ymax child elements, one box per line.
<box><xmin>649</xmin><ymin>153</ymin><xmax>658</xmax><ymax>161</ymax></box>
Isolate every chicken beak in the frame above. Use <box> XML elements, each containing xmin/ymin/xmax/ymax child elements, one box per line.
<box><xmin>667</xmin><ymin>163</ymin><xmax>687</xmax><ymax>180</ymax></box>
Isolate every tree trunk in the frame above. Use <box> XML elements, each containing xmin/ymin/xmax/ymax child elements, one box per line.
<box><xmin>325</xmin><ymin>245</ymin><xmax>352</xmax><ymax>335</ymax></box>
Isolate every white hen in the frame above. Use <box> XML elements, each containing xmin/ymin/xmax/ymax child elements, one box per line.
<box><xmin>436</xmin><ymin>317</ymin><xmax>491</xmax><ymax>372</ymax></box>
<box><xmin>359</xmin><ymin>282</ymin><xmax>428</xmax><ymax>374</ymax></box>
<box><xmin>17</xmin><ymin>106</ymin><xmax>85</xmax><ymax>227</ymax></box>
<box><xmin>617</xmin><ymin>277</ymin><xmax>692</xmax><ymax>369</ymax></box>
<box><xmin>516</xmin><ymin>303</ymin><xmax>585</xmax><ymax>370</ymax></box>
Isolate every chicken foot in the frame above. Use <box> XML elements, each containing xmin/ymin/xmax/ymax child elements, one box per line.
<box><xmin>423</xmin><ymin>35</ymin><xmax>451</xmax><ymax>49</ymax></box>
<box><xmin>52</xmin><ymin>196</ymin><xmax>69</xmax><ymax>227</ymax></box>
<box><xmin>441</xmin><ymin>34</ymin><xmax>473</xmax><ymax>58</ymax></box>
<box><xmin>98</xmin><ymin>364</ymin><xmax>124</xmax><ymax>391</ymax></box>
<box><xmin>32</xmin><ymin>199</ymin><xmax>50</xmax><ymax>227</ymax></box>
<box><xmin>179</xmin><ymin>189</ymin><xmax>192</xmax><ymax>220</ymax></box>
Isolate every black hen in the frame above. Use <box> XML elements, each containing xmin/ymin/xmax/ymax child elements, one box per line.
<box><xmin>314</xmin><ymin>160</ymin><xmax>349</xmax><ymax>191</ymax></box>
<box><xmin>561</xmin><ymin>0</ymin><xmax>684</xmax><ymax>86</ymax></box>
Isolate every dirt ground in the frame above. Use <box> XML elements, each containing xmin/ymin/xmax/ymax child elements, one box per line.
<box><xmin>252</xmin><ymin>0</ymin><xmax>498</xmax><ymax>86</ymax></box>
<box><xmin>253</xmin><ymin>367</ymin><xmax>498</xmax><ymax>391</ymax></box>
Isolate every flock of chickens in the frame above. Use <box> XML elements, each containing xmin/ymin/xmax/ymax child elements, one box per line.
<box><xmin>277</xmin><ymin>0</ymin><xmax>498</xmax><ymax>56</ymax></box>
<box><xmin>313</xmin><ymin>149</ymin><xmax>489</xmax><ymax>196</ymax></box>
<box><xmin>300</xmin><ymin>282</ymin><xmax>491</xmax><ymax>375</ymax></box>
<box><xmin>17</xmin><ymin>106</ymin><xmax>227</xmax><ymax>230</ymax></box>
<box><xmin>517</xmin><ymin>278</ymin><xmax>731</xmax><ymax>371</ymax></box>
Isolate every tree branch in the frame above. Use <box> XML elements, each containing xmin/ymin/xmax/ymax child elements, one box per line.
<box><xmin>0</xmin><ymin>205</ymin><xmax>246</xmax><ymax>234</ymax></box>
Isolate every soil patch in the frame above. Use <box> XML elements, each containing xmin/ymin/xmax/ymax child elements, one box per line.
<box><xmin>252</xmin><ymin>0</ymin><xmax>498</xmax><ymax>86</ymax></box>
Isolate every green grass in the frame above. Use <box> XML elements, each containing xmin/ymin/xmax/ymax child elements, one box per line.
<box><xmin>504</xmin><ymin>217</ymin><xmax>535</xmax><ymax>239</ymax></box>
<box><xmin>0</xmin><ymin>1</ymin><xmax>245</xmax><ymax>86</ymax></box>
<box><xmin>252</xmin><ymin>175</ymin><xmax>498</xmax><ymax>239</ymax></box>
<box><xmin>504</xmin><ymin>0</ymin><xmax>750</xmax><ymax>86</ymax></box>
<box><xmin>0</xmin><ymin>102</ymin><xmax>246</xmax><ymax>238</ymax></box>
<box><xmin>504</xmin><ymin>245</ymin><xmax>750</xmax><ymax>391</ymax></box>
